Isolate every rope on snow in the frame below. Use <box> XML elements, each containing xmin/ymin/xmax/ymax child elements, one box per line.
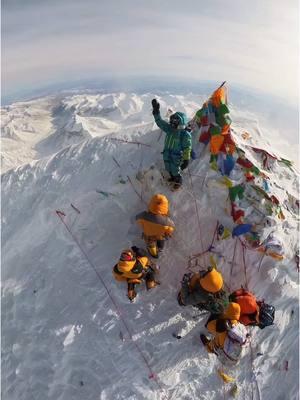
<box><xmin>55</xmin><ymin>209</ymin><xmax>169</xmax><ymax>400</ymax></box>
<box><xmin>240</xmin><ymin>239</ymin><xmax>262</xmax><ymax>400</ymax></box>
<box><xmin>187</xmin><ymin>166</ymin><xmax>207</xmax><ymax>267</ymax></box>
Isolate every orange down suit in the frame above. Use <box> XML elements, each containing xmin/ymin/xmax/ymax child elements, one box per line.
<box><xmin>135</xmin><ymin>194</ymin><xmax>175</xmax><ymax>241</ymax></box>
<box><xmin>113</xmin><ymin>255</ymin><xmax>149</xmax><ymax>284</ymax></box>
<box><xmin>232</xmin><ymin>289</ymin><xmax>260</xmax><ymax>326</ymax></box>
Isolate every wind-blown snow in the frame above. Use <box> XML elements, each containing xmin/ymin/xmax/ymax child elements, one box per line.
<box><xmin>1</xmin><ymin>91</ymin><xmax>299</xmax><ymax>400</ymax></box>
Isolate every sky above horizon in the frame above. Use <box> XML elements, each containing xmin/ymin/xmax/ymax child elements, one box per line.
<box><xmin>2</xmin><ymin>0</ymin><xmax>299</xmax><ymax>104</ymax></box>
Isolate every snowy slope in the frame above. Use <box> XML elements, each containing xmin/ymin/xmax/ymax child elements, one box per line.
<box><xmin>2</xmin><ymin>92</ymin><xmax>299</xmax><ymax>400</ymax></box>
<box><xmin>1</xmin><ymin>93</ymin><xmax>204</xmax><ymax>173</ymax></box>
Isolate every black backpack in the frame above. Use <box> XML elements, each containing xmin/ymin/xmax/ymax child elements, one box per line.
<box><xmin>258</xmin><ymin>303</ymin><xmax>275</xmax><ymax>329</ymax></box>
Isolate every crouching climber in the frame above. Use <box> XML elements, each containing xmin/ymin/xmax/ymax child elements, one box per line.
<box><xmin>151</xmin><ymin>99</ymin><xmax>192</xmax><ymax>190</ymax></box>
<box><xmin>177</xmin><ymin>266</ymin><xmax>228</xmax><ymax>314</ymax></box>
<box><xmin>229</xmin><ymin>288</ymin><xmax>275</xmax><ymax>329</ymax></box>
<box><xmin>136</xmin><ymin>194</ymin><xmax>175</xmax><ymax>258</ymax></box>
<box><xmin>200</xmin><ymin>302</ymin><xmax>249</xmax><ymax>366</ymax></box>
<box><xmin>112</xmin><ymin>246</ymin><xmax>159</xmax><ymax>301</ymax></box>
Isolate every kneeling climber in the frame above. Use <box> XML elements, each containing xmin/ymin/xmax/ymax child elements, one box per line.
<box><xmin>112</xmin><ymin>246</ymin><xmax>158</xmax><ymax>301</ymax></box>
<box><xmin>178</xmin><ymin>266</ymin><xmax>228</xmax><ymax>314</ymax></box>
<box><xmin>200</xmin><ymin>302</ymin><xmax>249</xmax><ymax>366</ymax></box>
<box><xmin>151</xmin><ymin>98</ymin><xmax>192</xmax><ymax>190</ymax></box>
<box><xmin>229</xmin><ymin>288</ymin><xmax>275</xmax><ymax>329</ymax></box>
<box><xmin>136</xmin><ymin>194</ymin><xmax>175</xmax><ymax>258</ymax></box>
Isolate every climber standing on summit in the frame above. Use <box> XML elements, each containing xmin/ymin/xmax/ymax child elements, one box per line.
<box><xmin>151</xmin><ymin>98</ymin><xmax>192</xmax><ymax>190</ymax></box>
<box><xmin>136</xmin><ymin>194</ymin><xmax>175</xmax><ymax>258</ymax></box>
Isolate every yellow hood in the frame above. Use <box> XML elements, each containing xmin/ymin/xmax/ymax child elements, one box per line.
<box><xmin>148</xmin><ymin>194</ymin><xmax>169</xmax><ymax>215</ymax></box>
<box><xmin>117</xmin><ymin>259</ymin><xmax>136</xmax><ymax>273</ymax></box>
<box><xmin>223</xmin><ymin>302</ymin><xmax>241</xmax><ymax>321</ymax></box>
<box><xmin>200</xmin><ymin>269</ymin><xmax>223</xmax><ymax>293</ymax></box>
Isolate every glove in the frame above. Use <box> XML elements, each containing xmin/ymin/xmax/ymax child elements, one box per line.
<box><xmin>181</xmin><ymin>159</ymin><xmax>189</xmax><ymax>170</ymax></box>
<box><xmin>151</xmin><ymin>99</ymin><xmax>160</xmax><ymax>115</ymax></box>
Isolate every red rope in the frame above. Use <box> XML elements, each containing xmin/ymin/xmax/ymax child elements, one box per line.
<box><xmin>55</xmin><ymin>210</ymin><xmax>168</xmax><ymax>398</ymax></box>
<box><xmin>189</xmin><ymin>248</ymin><xmax>210</xmax><ymax>263</ymax></box>
<box><xmin>71</xmin><ymin>203</ymin><xmax>81</xmax><ymax>214</ymax></box>
<box><xmin>229</xmin><ymin>238</ymin><xmax>238</xmax><ymax>291</ymax></box>
<box><xmin>112</xmin><ymin>154</ymin><xmax>147</xmax><ymax>206</ymax></box>
<box><xmin>188</xmin><ymin>167</ymin><xmax>206</xmax><ymax>266</ymax></box>
<box><xmin>239</xmin><ymin>239</ymin><xmax>262</xmax><ymax>400</ymax></box>
<box><xmin>112</xmin><ymin>155</ymin><xmax>122</xmax><ymax>169</ymax></box>
<box><xmin>258</xmin><ymin>253</ymin><xmax>265</xmax><ymax>272</ymax></box>
<box><xmin>240</xmin><ymin>239</ymin><xmax>249</xmax><ymax>290</ymax></box>
<box><xmin>188</xmin><ymin>221</ymin><xmax>219</xmax><ymax>265</ymax></box>
<box><xmin>127</xmin><ymin>175</ymin><xmax>147</xmax><ymax>205</ymax></box>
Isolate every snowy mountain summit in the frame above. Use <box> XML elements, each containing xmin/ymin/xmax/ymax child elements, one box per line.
<box><xmin>2</xmin><ymin>89</ymin><xmax>299</xmax><ymax>400</ymax></box>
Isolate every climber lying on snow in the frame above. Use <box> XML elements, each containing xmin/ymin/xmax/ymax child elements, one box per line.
<box><xmin>201</xmin><ymin>302</ymin><xmax>249</xmax><ymax>366</ymax></box>
<box><xmin>112</xmin><ymin>246</ymin><xmax>159</xmax><ymax>301</ymax></box>
<box><xmin>177</xmin><ymin>266</ymin><xmax>228</xmax><ymax>314</ymax></box>
<box><xmin>136</xmin><ymin>194</ymin><xmax>175</xmax><ymax>259</ymax></box>
<box><xmin>229</xmin><ymin>288</ymin><xmax>275</xmax><ymax>329</ymax></box>
<box><xmin>151</xmin><ymin>98</ymin><xmax>192</xmax><ymax>190</ymax></box>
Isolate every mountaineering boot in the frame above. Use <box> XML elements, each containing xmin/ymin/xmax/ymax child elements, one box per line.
<box><xmin>127</xmin><ymin>282</ymin><xmax>137</xmax><ymax>302</ymax></box>
<box><xmin>165</xmin><ymin>174</ymin><xmax>181</xmax><ymax>190</ymax></box>
<box><xmin>168</xmin><ymin>181</ymin><xmax>181</xmax><ymax>191</ymax></box>
<box><xmin>177</xmin><ymin>291</ymin><xmax>185</xmax><ymax>306</ymax></box>
<box><xmin>146</xmin><ymin>278</ymin><xmax>160</xmax><ymax>290</ymax></box>
<box><xmin>167</xmin><ymin>173</ymin><xmax>176</xmax><ymax>183</ymax></box>
<box><xmin>128</xmin><ymin>288</ymin><xmax>137</xmax><ymax>302</ymax></box>
<box><xmin>145</xmin><ymin>268</ymin><xmax>160</xmax><ymax>290</ymax></box>
<box><xmin>171</xmin><ymin>182</ymin><xmax>182</xmax><ymax>191</ymax></box>
<box><xmin>200</xmin><ymin>334</ymin><xmax>215</xmax><ymax>353</ymax></box>
<box><xmin>147</xmin><ymin>244</ymin><xmax>159</xmax><ymax>258</ymax></box>
<box><xmin>170</xmin><ymin>175</ymin><xmax>182</xmax><ymax>191</ymax></box>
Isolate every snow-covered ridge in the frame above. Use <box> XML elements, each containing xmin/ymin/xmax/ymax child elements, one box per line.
<box><xmin>1</xmin><ymin>91</ymin><xmax>297</xmax><ymax>174</ymax></box>
<box><xmin>2</xmin><ymin>91</ymin><xmax>299</xmax><ymax>400</ymax></box>
<box><xmin>1</xmin><ymin>93</ymin><xmax>205</xmax><ymax>173</ymax></box>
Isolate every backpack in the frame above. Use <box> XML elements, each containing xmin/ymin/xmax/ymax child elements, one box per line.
<box><xmin>230</xmin><ymin>288</ymin><xmax>259</xmax><ymax>325</ymax></box>
<box><xmin>231</xmin><ymin>289</ymin><xmax>257</xmax><ymax>314</ymax></box>
<box><xmin>258</xmin><ymin>302</ymin><xmax>275</xmax><ymax>329</ymax></box>
<box><xmin>217</xmin><ymin>323</ymin><xmax>248</xmax><ymax>366</ymax></box>
<box><xmin>231</xmin><ymin>289</ymin><xmax>275</xmax><ymax>329</ymax></box>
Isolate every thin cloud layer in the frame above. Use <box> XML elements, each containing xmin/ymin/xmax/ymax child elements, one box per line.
<box><xmin>2</xmin><ymin>0</ymin><xmax>298</xmax><ymax>104</ymax></box>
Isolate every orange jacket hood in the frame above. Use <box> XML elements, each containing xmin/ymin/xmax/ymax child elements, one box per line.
<box><xmin>223</xmin><ymin>302</ymin><xmax>241</xmax><ymax>321</ymax></box>
<box><xmin>199</xmin><ymin>268</ymin><xmax>223</xmax><ymax>293</ymax></box>
<box><xmin>148</xmin><ymin>194</ymin><xmax>169</xmax><ymax>215</ymax></box>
